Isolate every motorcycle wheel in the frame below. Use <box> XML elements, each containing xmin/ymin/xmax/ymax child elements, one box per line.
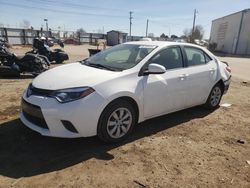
<box><xmin>55</xmin><ymin>59</ymin><xmax>63</xmax><ymax>64</ymax></box>
<box><xmin>0</xmin><ymin>65</ymin><xmax>20</xmax><ymax>77</ymax></box>
<box><xmin>32</xmin><ymin>57</ymin><xmax>49</xmax><ymax>76</ymax></box>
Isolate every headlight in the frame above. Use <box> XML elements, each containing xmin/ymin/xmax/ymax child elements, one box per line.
<box><xmin>26</xmin><ymin>83</ymin><xmax>32</xmax><ymax>97</ymax></box>
<box><xmin>53</xmin><ymin>87</ymin><xmax>95</xmax><ymax>103</ymax></box>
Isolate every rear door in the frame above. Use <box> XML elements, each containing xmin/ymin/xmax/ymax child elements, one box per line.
<box><xmin>182</xmin><ymin>46</ymin><xmax>217</xmax><ymax>107</ymax></box>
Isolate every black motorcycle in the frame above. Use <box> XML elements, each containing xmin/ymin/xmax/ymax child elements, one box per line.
<box><xmin>0</xmin><ymin>39</ymin><xmax>49</xmax><ymax>77</ymax></box>
<box><xmin>27</xmin><ymin>38</ymin><xmax>69</xmax><ymax>64</ymax></box>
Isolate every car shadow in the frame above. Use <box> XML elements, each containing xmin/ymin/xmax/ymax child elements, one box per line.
<box><xmin>0</xmin><ymin>106</ymin><xmax>213</xmax><ymax>178</ymax></box>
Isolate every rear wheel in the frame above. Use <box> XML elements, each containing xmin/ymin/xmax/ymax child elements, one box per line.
<box><xmin>32</xmin><ymin>57</ymin><xmax>49</xmax><ymax>76</ymax></box>
<box><xmin>55</xmin><ymin>59</ymin><xmax>63</xmax><ymax>64</ymax></box>
<box><xmin>0</xmin><ymin>65</ymin><xmax>20</xmax><ymax>77</ymax></box>
<box><xmin>205</xmin><ymin>84</ymin><xmax>223</xmax><ymax>109</ymax></box>
<box><xmin>97</xmin><ymin>99</ymin><xmax>136</xmax><ymax>143</ymax></box>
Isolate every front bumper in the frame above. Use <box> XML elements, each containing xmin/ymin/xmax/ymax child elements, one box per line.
<box><xmin>20</xmin><ymin>90</ymin><xmax>107</xmax><ymax>138</ymax></box>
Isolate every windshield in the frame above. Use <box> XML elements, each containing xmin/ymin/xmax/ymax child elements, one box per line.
<box><xmin>82</xmin><ymin>44</ymin><xmax>156</xmax><ymax>71</ymax></box>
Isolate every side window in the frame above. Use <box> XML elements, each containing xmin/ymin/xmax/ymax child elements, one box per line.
<box><xmin>205</xmin><ymin>53</ymin><xmax>212</xmax><ymax>63</ymax></box>
<box><xmin>184</xmin><ymin>47</ymin><xmax>208</xmax><ymax>66</ymax></box>
<box><xmin>149</xmin><ymin>47</ymin><xmax>183</xmax><ymax>70</ymax></box>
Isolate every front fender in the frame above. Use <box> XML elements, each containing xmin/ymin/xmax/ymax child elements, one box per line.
<box><xmin>104</xmin><ymin>91</ymin><xmax>144</xmax><ymax>123</ymax></box>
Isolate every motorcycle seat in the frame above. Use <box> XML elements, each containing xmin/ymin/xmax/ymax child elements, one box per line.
<box><xmin>15</xmin><ymin>54</ymin><xmax>36</xmax><ymax>62</ymax></box>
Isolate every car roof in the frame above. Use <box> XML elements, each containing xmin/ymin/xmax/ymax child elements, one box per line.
<box><xmin>125</xmin><ymin>41</ymin><xmax>204</xmax><ymax>49</ymax></box>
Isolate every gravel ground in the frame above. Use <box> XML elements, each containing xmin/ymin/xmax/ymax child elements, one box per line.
<box><xmin>0</xmin><ymin>45</ymin><xmax>249</xmax><ymax>188</ymax></box>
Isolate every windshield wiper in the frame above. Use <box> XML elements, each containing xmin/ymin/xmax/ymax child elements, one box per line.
<box><xmin>81</xmin><ymin>59</ymin><xmax>123</xmax><ymax>71</ymax></box>
<box><xmin>80</xmin><ymin>59</ymin><xmax>89</xmax><ymax>64</ymax></box>
<box><xmin>90</xmin><ymin>63</ymin><xmax>118</xmax><ymax>71</ymax></box>
<box><xmin>82</xmin><ymin>61</ymin><xmax>118</xmax><ymax>71</ymax></box>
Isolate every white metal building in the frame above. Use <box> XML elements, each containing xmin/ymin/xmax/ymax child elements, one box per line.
<box><xmin>210</xmin><ymin>9</ymin><xmax>250</xmax><ymax>55</ymax></box>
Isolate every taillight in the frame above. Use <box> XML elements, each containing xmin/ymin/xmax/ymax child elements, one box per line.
<box><xmin>222</xmin><ymin>61</ymin><xmax>229</xmax><ymax>66</ymax></box>
<box><xmin>226</xmin><ymin>66</ymin><xmax>231</xmax><ymax>73</ymax></box>
<box><xmin>221</xmin><ymin>61</ymin><xmax>231</xmax><ymax>73</ymax></box>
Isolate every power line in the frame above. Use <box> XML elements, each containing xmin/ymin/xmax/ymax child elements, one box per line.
<box><xmin>25</xmin><ymin>0</ymin><xmax>125</xmax><ymax>12</ymax></box>
<box><xmin>0</xmin><ymin>1</ymin><xmax>128</xmax><ymax>18</ymax></box>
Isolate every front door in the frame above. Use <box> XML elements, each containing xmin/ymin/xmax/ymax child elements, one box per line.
<box><xmin>142</xmin><ymin>46</ymin><xmax>189</xmax><ymax>118</ymax></box>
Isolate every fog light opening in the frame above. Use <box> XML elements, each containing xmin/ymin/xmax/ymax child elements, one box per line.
<box><xmin>61</xmin><ymin>120</ymin><xmax>78</xmax><ymax>133</ymax></box>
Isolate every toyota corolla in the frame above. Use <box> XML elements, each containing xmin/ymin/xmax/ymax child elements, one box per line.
<box><xmin>20</xmin><ymin>41</ymin><xmax>231</xmax><ymax>142</ymax></box>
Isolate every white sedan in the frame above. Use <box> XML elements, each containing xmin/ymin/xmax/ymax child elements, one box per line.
<box><xmin>20</xmin><ymin>41</ymin><xmax>231</xmax><ymax>142</ymax></box>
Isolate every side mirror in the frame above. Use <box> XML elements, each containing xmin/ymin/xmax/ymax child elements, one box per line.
<box><xmin>144</xmin><ymin>63</ymin><xmax>166</xmax><ymax>75</ymax></box>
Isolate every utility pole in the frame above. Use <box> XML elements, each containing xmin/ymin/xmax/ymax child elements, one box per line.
<box><xmin>146</xmin><ymin>19</ymin><xmax>149</xmax><ymax>37</ymax></box>
<box><xmin>44</xmin><ymin>18</ymin><xmax>48</xmax><ymax>32</ymax></box>
<box><xmin>192</xmin><ymin>9</ymin><xmax>198</xmax><ymax>41</ymax></box>
<box><xmin>129</xmin><ymin>11</ymin><xmax>133</xmax><ymax>38</ymax></box>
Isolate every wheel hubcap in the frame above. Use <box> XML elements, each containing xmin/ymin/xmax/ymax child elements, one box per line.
<box><xmin>107</xmin><ymin>108</ymin><xmax>132</xmax><ymax>139</ymax></box>
<box><xmin>210</xmin><ymin>86</ymin><xmax>222</xmax><ymax>107</ymax></box>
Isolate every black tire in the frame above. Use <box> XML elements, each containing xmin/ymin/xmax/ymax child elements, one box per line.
<box><xmin>55</xmin><ymin>59</ymin><xmax>63</xmax><ymax>64</ymax></box>
<box><xmin>97</xmin><ymin>99</ymin><xmax>137</xmax><ymax>143</ymax></box>
<box><xmin>204</xmin><ymin>83</ymin><xmax>223</xmax><ymax>110</ymax></box>
<box><xmin>0</xmin><ymin>65</ymin><xmax>20</xmax><ymax>77</ymax></box>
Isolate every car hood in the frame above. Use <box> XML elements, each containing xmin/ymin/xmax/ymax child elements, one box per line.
<box><xmin>32</xmin><ymin>62</ymin><xmax>121</xmax><ymax>90</ymax></box>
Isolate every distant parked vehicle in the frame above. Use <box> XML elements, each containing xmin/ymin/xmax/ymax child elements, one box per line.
<box><xmin>194</xmin><ymin>39</ymin><xmax>209</xmax><ymax>47</ymax></box>
<box><xmin>0</xmin><ymin>39</ymin><xmax>48</xmax><ymax>76</ymax></box>
<box><xmin>20</xmin><ymin>41</ymin><xmax>231</xmax><ymax>143</ymax></box>
<box><xmin>140</xmin><ymin>38</ymin><xmax>152</xmax><ymax>41</ymax></box>
<box><xmin>63</xmin><ymin>38</ymin><xmax>79</xmax><ymax>45</ymax></box>
<box><xmin>174</xmin><ymin>38</ymin><xmax>186</xmax><ymax>43</ymax></box>
<box><xmin>88</xmin><ymin>39</ymin><xmax>106</xmax><ymax>56</ymax></box>
<box><xmin>27</xmin><ymin>37</ymin><xmax>69</xmax><ymax>64</ymax></box>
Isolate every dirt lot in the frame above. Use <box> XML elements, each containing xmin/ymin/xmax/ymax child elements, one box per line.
<box><xmin>0</xmin><ymin>45</ymin><xmax>249</xmax><ymax>188</ymax></box>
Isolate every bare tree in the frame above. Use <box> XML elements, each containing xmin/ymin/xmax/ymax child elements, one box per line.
<box><xmin>20</xmin><ymin>19</ymin><xmax>31</xmax><ymax>29</ymax></box>
<box><xmin>160</xmin><ymin>33</ymin><xmax>166</xmax><ymax>38</ymax></box>
<box><xmin>171</xmin><ymin>35</ymin><xmax>178</xmax><ymax>39</ymax></box>
<box><xmin>183</xmin><ymin>28</ymin><xmax>190</xmax><ymax>38</ymax></box>
<box><xmin>76</xmin><ymin>28</ymin><xmax>86</xmax><ymax>34</ymax></box>
<box><xmin>183</xmin><ymin>25</ymin><xmax>204</xmax><ymax>42</ymax></box>
<box><xmin>193</xmin><ymin>25</ymin><xmax>204</xmax><ymax>40</ymax></box>
<box><xmin>97</xmin><ymin>29</ymin><xmax>103</xmax><ymax>34</ymax></box>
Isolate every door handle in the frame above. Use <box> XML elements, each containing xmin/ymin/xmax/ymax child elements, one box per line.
<box><xmin>209</xmin><ymin>68</ymin><xmax>215</xmax><ymax>74</ymax></box>
<box><xmin>179</xmin><ymin>74</ymin><xmax>189</xmax><ymax>80</ymax></box>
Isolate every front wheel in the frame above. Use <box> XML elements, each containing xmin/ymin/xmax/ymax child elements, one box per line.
<box><xmin>97</xmin><ymin>100</ymin><xmax>136</xmax><ymax>143</ymax></box>
<box><xmin>205</xmin><ymin>84</ymin><xmax>223</xmax><ymax>109</ymax></box>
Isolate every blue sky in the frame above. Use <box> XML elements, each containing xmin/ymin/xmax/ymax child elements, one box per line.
<box><xmin>0</xmin><ymin>0</ymin><xmax>250</xmax><ymax>39</ymax></box>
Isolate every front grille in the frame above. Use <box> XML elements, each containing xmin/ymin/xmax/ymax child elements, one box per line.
<box><xmin>22</xmin><ymin>99</ymin><xmax>49</xmax><ymax>129</ymax></box>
